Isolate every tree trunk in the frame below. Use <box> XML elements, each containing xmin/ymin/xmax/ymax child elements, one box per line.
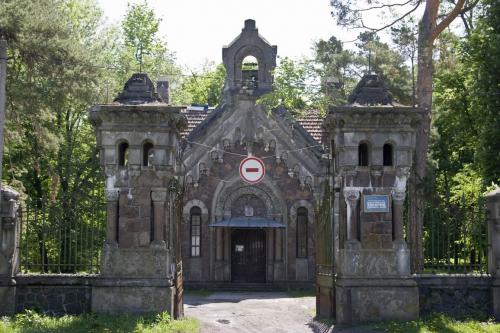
<box><xmin>412</xmin><ymin>2</ymin><xmax>438</xmax><ymax>273</ymax></box>
<box><xmin>0</xmin><ymin>39</ymin><xmax>6</xmax><ymax>192</ymax></box>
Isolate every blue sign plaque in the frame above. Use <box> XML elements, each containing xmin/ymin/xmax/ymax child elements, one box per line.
<box><xmin>363</xmin><ymin>195</ymin><xmax>391</xmax><ymax>213</ymax></box>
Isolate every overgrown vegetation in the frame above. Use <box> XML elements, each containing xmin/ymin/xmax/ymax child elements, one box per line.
<box><xmin>367</xmin><ymin>314</ymin><xmax>499</xmax><ymax>333</ymax></box>
<box><xmin>0</xmin><ymin>311</ymin><xmax>199</xmax><ymax>333</ymax></box>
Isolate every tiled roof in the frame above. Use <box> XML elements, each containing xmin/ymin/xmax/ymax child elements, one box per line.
<box><xmin>181</xmin><ymin>107</ymin><xmax>325</xmax><ymax>144</ymax></box>
<box><xmin>296</xmin><ymin>110</ymin><xmax>324</xmax><ymax>144</ymax></box>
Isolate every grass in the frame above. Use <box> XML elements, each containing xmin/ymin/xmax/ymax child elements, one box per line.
<box><xmin>0</xmin><ymin>310</ymin><xmax>199</xmax><ymax>333</ymax></box>
<box><xmin>286</xmin><ymin>289</ymin><xmax>315</xmax><ymax>298</ymax></box>
<box><xmin>359</xmin><ymin>314</ymin><xmax>500</xmax><ymax>333</ymax></box>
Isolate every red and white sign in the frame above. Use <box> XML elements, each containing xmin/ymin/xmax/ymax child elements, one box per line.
<box><xmin>239</xmin><ymin>156</ymin><xmax>265</xmax><ymax>184</ymax></box>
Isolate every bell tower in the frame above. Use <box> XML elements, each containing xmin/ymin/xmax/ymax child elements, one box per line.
<box><xmin>222</xmin><ymin>19</ymin><xmax>277</xmax><ymax>96</ymax></box>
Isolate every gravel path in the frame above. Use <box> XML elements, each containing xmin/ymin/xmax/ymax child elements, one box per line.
<box><xmin>184</xmin><ymin>292</ymin><xmax>382</xmax><ymax>333</ymax></box>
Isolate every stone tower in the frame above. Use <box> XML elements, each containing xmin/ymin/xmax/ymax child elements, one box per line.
<box><xmin>324</xmin><ymin>74</ymin><xmax>423</xmax><ymax>323</ymax></box>
<box><xmin>222</xmin><ymin>19</ymin><xmax>277</xmax><ymax>97</ymax></box>
<box><xmin>89</xmin><ymin>73</ymin><xmax>186</xmax><ymax>314</ymax></box>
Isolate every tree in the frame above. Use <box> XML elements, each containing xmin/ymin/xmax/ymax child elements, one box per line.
<box><xmin>330</xmin><ymin>0</ymin><xmax>470</xmax><ymax>272</ymax></box>
<box><xmin>122</xmin><ymin>1</ymin><xmax>159</xmax><ymax>72</ymax></box>
<box><xmin>313</xmin><ymin>36</ymin><xmax>358</xmax><ymax>105</ymax></box>
<box><xmin>174</xmin><ymin>62</ymin><xmax>226</xmax><ymax>106</ymax></box>
<box><xmin>257</xmin><ymin>57</ymin><xmax>320</xmax><ymax>117</ymax></box>
<box><xmin>0</xmin><ymin>0</ymin><xmax>113</xmax><ymax>272</ymax></box>
<box><xmin>391</xmin><ymin>18</ymin><xmax>418</xmax><ymax>106</ymax></box>
<box><xmin>463</xmin><ymin>0</ymin><xmax>500</xmax><ymax>185</ymax></box>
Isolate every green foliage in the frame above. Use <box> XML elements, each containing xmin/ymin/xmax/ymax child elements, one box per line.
<box><xmin>173</xmin><ymin>62</ymin><xmax>226</xmax><ymax>106</ymax></box>
<box><xmin>461</xmin><ymin>0</ymin><xmax>500</xmax><ymax>185</ymax></box>
<box><xmin>113</xmin><ymin>1</ymin><xmax>182</xmax><ymax>100</ymax></box>
<box><xmin>0</xmin><ymin>310</ymin><xmax>199</xmax><ymax>333</ymax></box>
<box><xmin>257</xmin><ymin>57</ymin><xmax>321</xmax><ymax>117</ymax></box>
<box><xmin>368</xmin><ymin>313</ymin><xmax>498</xmax><ymax>333</ymax></box>
<box><xmin>122</xmin><ymin>1</ymin><xmax>159</xmax><ymax>72</ymax></box>
<box><xmin>313</xmin><ymin>36</ymin><xmax>358</xmax><ymax>105</ymax></box>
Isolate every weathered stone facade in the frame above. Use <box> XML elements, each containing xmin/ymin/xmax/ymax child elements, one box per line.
<box><xmin>0</xmin><ymin>186</ymin><xmax>21</xmax><ymax>315</ymax></box>
<box><xmin>486</xmin><ymin>188</ymin><xmax>500</xmax><ymax>319</ymax></box>
<box><xmin>322</xmin><ymin>74</ymin><xmax>424</xmax><ymax>324</ymax></box>
<box><xmin>88</xmin><ymin>73</ymin><xmax>186</xmax><ymax>314</ymax></box>
<box><xmin>180</xmin><ymin>20</ymin><xmax>324</xmax><ymax>286</ymax></box>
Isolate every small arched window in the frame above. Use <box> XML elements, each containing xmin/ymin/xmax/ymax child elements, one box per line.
<box><xmin>296</xmin><ymin>207</ymin><xmax>308</xmax><ymax>258</ymax></box>
<box><xmin>241</xmin><ymin>55</ymin><xmax>259</xmax><ymax>89</ymax></box>
<box><xmin>143</xmin><ymin>142</ymin><xmax>154</xmax><ymax>166</ymax></box>
<box><xmin>358</xmin><ymin>142</ymin><xmax>369</xmax><ymax>166</ymax></box>
<box><xmin>190</xmin><ymin>207</ymin><xmax>202</xmax><ymax>257</ymax></box>
<box><xmin>118</xmin><ymin>142</ymin><xmax>129</xmax><ymax>166</ymax></box>
<box><xmin>383</xmin><ymin>143</ymin><xmax>393</xmax><ymax>166</ymax></box>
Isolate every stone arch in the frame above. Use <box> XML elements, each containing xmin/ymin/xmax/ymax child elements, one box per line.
<box><xmin>183</xmin><ymin>199</ymin><xmax>209</xmax><ymax>225</ymax></box>
<box><xmin>234</xmin><ymin>45</ymin><xmax>267</xmax><ymax>85</ymax></box>
<box><xmin>290</xmin><ymin>200</ymin><xmax>315</xmax><ymax>227</ymax></box>
<box><xmin>212</xmin><ymin>175</ymin><xmax>285</xmax><ymax>223</ymax></box>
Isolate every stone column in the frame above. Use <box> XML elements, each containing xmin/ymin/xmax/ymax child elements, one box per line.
<box><xmin>105</xmin><ymin>189</ymin><xmax>119</xmax><ymax>244</ymax></box>
<box><xmin>275</xmin><ymin>229</ymin><xmax>282</xmax><ymax>261</ymax></box>
<box><xmin>344</xmin><ymin>189</ymin><xmax>360</xmax><ymax>244</ymax></box>
<box><xmin>216</xmin><ymin>228</ymin><xmax>223</xmax><ymax>261</ymax></box>
<box><xmin>392</xmin><ymin>189</ymin><xmax>406</xmax><ymax>243</ymax></box>
<box><xmin>485</xmin><ymin>188</ymin><xmax>500</xmax><ymax>319</ymax></box>
<box><xmin>152</xmin><ymin>189</ymin><xmax>167</xmax><ymax>245</ymax></box>
<box><xmin>0</xmin><ymin>186</ymin><xmax>20</xmax><ymax>315</ymax></box>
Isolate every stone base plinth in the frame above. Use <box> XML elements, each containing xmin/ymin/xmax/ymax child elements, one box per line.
<box><xmin>338</xmin><ymin>246</ymin><xmax>410</xmax><ymax>277</ymax></box>
<box><xmin>100</xmin><ymin>243</ymin><xmax>172</xmax><ymax>277</ymax></box>
<box><xmin>91</xmin><ymin>278</ymin><xmax>174</xmax><ymax>314</ymax></box>
<box><xmin>493</xmin><ymin>279</ymin><xmax>500</xmax><ymax>320</ymax></box>
<box><xmin>335</xmin><ymin>277</ymin><xmax>418</xmax><ymax>324</ymax></box>
<box><xmin>316</xmin><ymin>274</ymin><xmax>335</xmax><ymax>318</ymax></box>
<box><xmin>0</xmin><ymin>278</ymin><xmax>16</xmax><ymax>315</ymax></box>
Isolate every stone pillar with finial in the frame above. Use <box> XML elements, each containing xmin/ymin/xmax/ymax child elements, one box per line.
<box><xmin>323</xmin><ymin>73</ymin><xmax>423</xmax><ymax>324</ymax></box>
<box><xmin>89</xmin><ymin>73</ymin><xmax>187</xmax><ymax>315</ymax></box>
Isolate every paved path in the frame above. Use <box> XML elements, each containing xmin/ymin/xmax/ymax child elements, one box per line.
<box><xmin>184</xmin><ymin>292</ymin><xmax>381</xmax><ymax>333</ymax></box>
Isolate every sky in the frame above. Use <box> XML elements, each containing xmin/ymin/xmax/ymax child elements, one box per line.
<box><xmin>96</xmin><ymin>0</ymin><xmax>358</xmax><ymax>70</ymax></box>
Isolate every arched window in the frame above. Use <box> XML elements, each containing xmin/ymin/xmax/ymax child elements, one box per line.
<box><xmin>241</xmin><ymin>55</ymin><xmax>259</xmax><ymax>89</ymax></box>
<box><xmin>383</xmin><ymin>143</ymin><xmax>393</xmax><ymax>166</ymax></box>
<box><xmin>190</xmin><ymin>207</ymin><xmax>202</xmax><ymax>257</ymax></box>
<box><xmin>358</xmin><ymin>142</ymin><xmax>369</xmax><ymax>166</ymax></box>
<box><xmin>118</xmin><ymin>142</ymin><xmax>129</xmax><ymax>166</ymax></box>
<box><xmin>296</xmin><ymin>207</ymin><xmax>308</xmax><ymax>258</ymax></box>
<box><xmin>143</xmin><ymin>141</ymin><xmax>154</xmax><ymax>166</ymax></box>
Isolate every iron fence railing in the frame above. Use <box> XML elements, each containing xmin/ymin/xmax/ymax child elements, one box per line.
<box><xmin>19</xmin><ymin>189</ymin><xmax>106</xmax><ymax>274</ymax></box>
<box><xmin>422</xmin><ymin>195</ymin><xmax>488</xmax><ymax>274</ymax></box>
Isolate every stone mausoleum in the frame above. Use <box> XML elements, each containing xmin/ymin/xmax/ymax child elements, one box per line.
<box><xmin>181</xmin><ymin>19</ymin><xmax>324</xmax><ymax>286</ymax></box>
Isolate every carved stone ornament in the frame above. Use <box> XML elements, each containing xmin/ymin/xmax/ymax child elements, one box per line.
<box><xmin>105</xmin><ymin>189</ymin><xmax>120</xmax><ymax>202</ymax></box>
<box><xmin>152</xmin><ymin>189</ymin><xmax>168</xmax><ymax>202</ymax></box>
<box><xmin>344</xmin><ymin>189</ymin><xmax>360</xmax><ymax>202</ymax></box>
<box><xmin>396</xmin><ymin>166</ymin><xmax>411</xmax><ymax>178</ymax></box>
<box><xmin>392</xmin><ymin>189</ymin><xmax>406</xmax><ymax>203</ymax></box>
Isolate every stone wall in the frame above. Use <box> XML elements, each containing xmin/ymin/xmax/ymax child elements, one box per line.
<box><xmin>15</xmin><ymin>275</ymin><xmax>93</xmax><ymax>315</ymax></box>
<box><xmin>417</xmin><ymin>275</ymin><xmax>493</xmax><ymax>318</ymax></box>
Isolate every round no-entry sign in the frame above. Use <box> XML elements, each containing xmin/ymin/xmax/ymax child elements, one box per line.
<box><xmin>239</xmin><ymin>156</ymin><xmax>265</xmax><ymax>184</ymax></box>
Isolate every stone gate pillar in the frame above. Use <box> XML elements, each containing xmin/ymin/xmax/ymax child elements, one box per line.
<box><xmin>324</xmin><ymin>74</ymin><xmax>423</xmax><ymax>324</ymax></box>
<box><xmin>0</xmin><ymin>186</ymin><xmax>21</xmax><ymax>315</ymax></box>
<box><xmin>89</xmin><ymin>73</ymin><xmax>186</xmax><ymax>314</ymax></box>
<box><xmin>485</xmin><ymin>188</ymin><xmax>500</xmax><ymax>319</ymax></box>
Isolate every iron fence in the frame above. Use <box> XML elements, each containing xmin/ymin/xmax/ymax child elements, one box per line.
<box><xmin>19</xmin><ymin>189</ymin><xmax>106</xmax><ymax>274</ymax></box>
<box><xmin>422</xmin><ymin>195</ymin><xmax>488</xmax><ymax>274</ymax></box>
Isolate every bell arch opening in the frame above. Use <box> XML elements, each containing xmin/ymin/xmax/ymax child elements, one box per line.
<box><xmin>241</xmin><ymin>55</ymin><xmax>259</xmax><ymax>89</ymax></box>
